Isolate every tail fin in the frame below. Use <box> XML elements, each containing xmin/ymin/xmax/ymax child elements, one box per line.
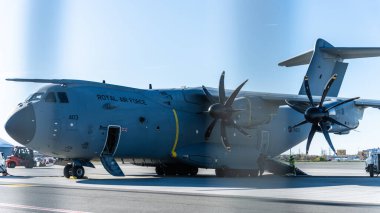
<box><xmin>279</xmin><ymin>38</ymin><xmax>380</xmax><ymax>97</ymax></box>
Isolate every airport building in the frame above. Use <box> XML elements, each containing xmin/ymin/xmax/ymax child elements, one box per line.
<box><xmin>0</xmin><ymin>138</ymin><xmax>14</xmax><ymax>158</ymax></box>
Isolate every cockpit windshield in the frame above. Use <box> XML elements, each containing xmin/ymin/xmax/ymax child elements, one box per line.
<box><xmin>26</xmin><ymin>92</ymin><xmax>45</xmax><ymax>102</ymax></box>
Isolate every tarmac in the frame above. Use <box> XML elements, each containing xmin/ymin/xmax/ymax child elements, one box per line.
<box><xmin>0</xmin><ymin>161</ymin><xmax>379</xmax><ymax>212</ymax></box>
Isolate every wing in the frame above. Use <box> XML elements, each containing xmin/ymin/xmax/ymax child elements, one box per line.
<box><xmin>6</xmin><ymin>78</ymin><xmax>97</xmax><ymax>85</ymax></box>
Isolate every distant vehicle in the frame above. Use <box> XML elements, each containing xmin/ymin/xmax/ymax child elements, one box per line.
<box><xmin>6</xmin><ymin>146</ymin><xmax>36</xmax><ymax>168</ymax></box>
<box><xmin>365</xmin><ymin>150</ymin><xmax>380</xmax><ymax>177</ymax></box>
<box><xmin>35</xmin><ymin>156</ymin><xmax>56</xmax><ymax>167</ymax></box>
<box><xmin>0</xmin><ymin>152</ymin><xmax>7</xmax><ymax>175</ymax></box>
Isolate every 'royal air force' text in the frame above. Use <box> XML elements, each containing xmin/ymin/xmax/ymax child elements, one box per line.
<box><xmin>96</xmin><ymin>94</ymin><xmax>147</xmax><ymax>105</ymax></box>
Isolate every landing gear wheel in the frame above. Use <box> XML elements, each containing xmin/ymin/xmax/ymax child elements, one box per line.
<box><xmin>369</xmin><ymin>165</ymin><xmax>374</xmax><ymax>177</ymax></box>
<box><xmin>215</xmin><ymin>168</ymin><xmax>226</xmax><ymax>177</ymax></box>
<box><xmin>250</xmin><ymin>169</ymin><xmax>259</xmax><ymax>177</ymax></box>
<box><xmin>189</xmin><ymin>167</ymin><xmax>198</xmax><ymax>176</ymax></box>
<box><xmin>164</xmin><ymin>167</ymin><xmax>176</xmax><ymax>176</ymax></box>
<box><xmin>72</xmin><ymin>166</ymin><xmax>85</xmax><ymax>179</ymax></box>
<box><xmin>63</xmin><ymin>164</ymin><xmax>72</xmax><ymax>178</ymax></box>
<box><xmin>155</xmin><ymin>166</ymin><xmax>164</xmax><ymax>176</ymax></box>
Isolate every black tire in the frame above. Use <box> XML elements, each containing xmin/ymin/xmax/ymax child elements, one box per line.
<box><xmin>25</xmin><ymin>161</ymin><xmax>34</xmax><ymax>168</ymax></box>
<box><xmin>63</xmin><ymin>164</ymin><xmax>72</xmax><ymax>178</ymax></box>
<box><xmin>8</xmin><ymin>161</ymin><xmax>16</xmax><ymax>168</ymax></box>
<box><xmin>189</xmin><ymin>167</ymin><xmax>198</xmax><ymax>176</ymax></box>
<box><xmin>215</xmin><ymin>168</ymin><xmax>226</xmax><ymax>177</ymax></box>
<box><xmin>164</xmin><ymin>167</ymin><xmax>176</xmax><ymax>176</ymax></box>
<box><xmin>72</xmin><ymin>166</ymin><xmax>85</xmax><ymax>179</ymax></box>
<box><xmin>155</xmin><ymin>166</ymin><xmax>164</xmax><ymax>176</ymax></box>
<box><xmin>369</xmin><ymin>165</ymin><xmax>374</xmax><ymax>177</ymax></box>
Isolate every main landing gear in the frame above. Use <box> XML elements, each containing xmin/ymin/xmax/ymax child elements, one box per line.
<box><xmin>155</xmin><ymin>164</ymin><xmax>198</xmax><ymax>176</ymax></box>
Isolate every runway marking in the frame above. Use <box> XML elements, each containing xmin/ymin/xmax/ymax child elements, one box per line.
<box><xmin>0</xmin><ymin>183</ymin><xmax>35</xmax><ymax>187</ymax></box>
<box><xmin>0</xmin><ymin>202</ymin><xmax>92</xmax><ymax>213</ymax></box>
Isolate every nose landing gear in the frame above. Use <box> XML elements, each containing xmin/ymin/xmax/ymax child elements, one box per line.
<box><xmin>63</xmin><ymin>160</ymin><xmax>94</xmax><ymax>179</ymax></box>
<box><xmin>63</xmin><ymin>164</ymin><xmax>85</xmax><ymax>179</ymax></box>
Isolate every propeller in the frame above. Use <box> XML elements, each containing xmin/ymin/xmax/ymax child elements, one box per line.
<box><xmin>202</xmin><ymin>71</ymin><xmax>250</xmax><ymax>151</ymax></box>
<box><xmin>287</xmin><ymin>74</ymin><xmax>359</xmax><ymax>155</ymax></box>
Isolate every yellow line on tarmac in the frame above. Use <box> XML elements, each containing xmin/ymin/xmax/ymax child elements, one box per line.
<box><xmin>0</xmin><ymin>183</ymin><xmax>35</xmax><ymax>188</ymax></box>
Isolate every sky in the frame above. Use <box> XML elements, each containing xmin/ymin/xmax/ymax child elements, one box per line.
<box><xmin>1</xmin><ymin>0</ymin><xmax>380</xmax><ymax>155</ymax></box>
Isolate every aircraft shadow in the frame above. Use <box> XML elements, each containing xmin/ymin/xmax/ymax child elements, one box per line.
<box><xmin>77</xmin><ymin>174</ymin><xmax>380</xmax><ymax>189</ymax></box>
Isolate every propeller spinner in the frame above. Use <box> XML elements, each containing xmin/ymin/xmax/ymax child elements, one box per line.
<box><xmin>202</xmin><ymin>71</ymin><xmax>251</xmax><ymax>151</ymax></box>
<box><xmin>287</xmin><ymin>74</ymin><xmax>359</xmax><ymax>155</ymax></box>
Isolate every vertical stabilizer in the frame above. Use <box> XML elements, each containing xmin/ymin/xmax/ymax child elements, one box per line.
<box><xmin>298</xmin><ymin>39</ymin><xmax>347</xmax><ymax>97</ymax></box>
<box><xmin>279</xmin><ymin>39</ymin><xmax>380</xmax><ymax>97</ymax></box>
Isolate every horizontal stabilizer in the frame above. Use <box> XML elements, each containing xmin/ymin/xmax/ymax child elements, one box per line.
<box><xmin>320</xmin><ymin>47</ymin><xmax>380</xmax><ymax>59</ymax></box>
<box><xmin>279</xmin><ymin>46</ymin><xmax>380</xmax><ymax>67</ymax></box>
<box><xmin>278</xmin><ymin>50</ymin><xmax>313</xmax><ymax>67</ymax></box>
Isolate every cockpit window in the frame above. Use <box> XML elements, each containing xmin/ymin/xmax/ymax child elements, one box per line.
<box><xmin>45</xmin><ymin>92</ymin><xmax>57</xmax><ymax>103</ymax></box>
<box><xmin>57</xmin><ymin>92</ymin><xmax>69</xmax><ymax>103</ymax></box>
<box><xmin>26</xmin><ymin>92</ymin><xmax>44</xmax><ymax>102</ymax></box>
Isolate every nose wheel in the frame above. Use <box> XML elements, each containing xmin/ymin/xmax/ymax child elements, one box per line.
<box><xmin>63</xmin><ymin>164</ymin><xmax>85</xmax><ymax>179</ymax></box>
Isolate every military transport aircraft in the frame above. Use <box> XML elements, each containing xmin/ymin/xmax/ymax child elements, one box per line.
<box><xmin>4</xmin><ymin>39</ymin><xmax>380</xmax><ymax>179</ymax></box>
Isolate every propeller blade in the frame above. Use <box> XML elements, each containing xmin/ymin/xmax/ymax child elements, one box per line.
<box><xmin>306</xmin><ymin>124</ymin><xmax>318</xmax><ymax>154</ymax></box>
<box><xmin>304</xmin><ymin>76</ymin><xmax>314</xmax><ymax>106</ymax></box>
<box><xmin>225</xmin><ymin>79</ymin><xmax>249</xmax><ymax>107</ymax></box>
<box><xmin>219</xmin><ymin>71</ymin><xmax>226</xmax><ymax>104</ymax></box>
<box><xmin>325</xmin><ymin>97</ymin><xmax>360</xmax><ymax>111</ymax></box>
<box><xmin>205</xmin><ymin>119</ymin><xmax>218</xmax><ymax>140</ymax></box>
<box><xmin>325</xmin><ymin>117</ymin><xmax>351</xmax><ymax>129</ymax></box>
<box><xmin>221</xmin><ymin>121</ymin><xmax>231</xmax><ymax>151</ymax></box>
<box><xmin>202</xmin><ymin>85</ymin><xmax>216</xmax><ymax>104</ymax></box>
<box><xmin>232</xmin><ymin>122</ymin><xmax>251</xmax><ymax>137</ymax></box>
<box><xmin>319</xmin><ymin>74</ymin><xmax>337</xmax><ymax>108</ymax></box>
<box><xmin>320</xmin><ymin>122</ymin><xmax>337</xmax><ymax>155</ymax></box>
<box><xmin>292</xmin><ymin>120</ymin><xmax>309</xmax><ymax>129</ymax></box>
<box><xmin>285</xmin><ymin>100</ymin><xmax>306</xmax><ymax>114</ymax></box>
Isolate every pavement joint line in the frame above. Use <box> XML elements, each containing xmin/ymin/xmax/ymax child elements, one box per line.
<box><xmin>9</xmin><ymin>181</ymin><xmax>380</xmax><ymax>207</ymax></box>
<box><xmin>0</xmin><ymin>202</ymin><xmax>92</xmax><ymax>213</ymax></box>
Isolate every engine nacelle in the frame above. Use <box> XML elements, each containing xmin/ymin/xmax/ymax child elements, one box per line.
<box><xmin>327</xmin><ymin>101</ymin><xmax>363</xmax><ymax>134</ymax></box>
<box><xmin>232</xmin><ymin>97</ymin><xmax>277</xmax><ymax>128</ymax></box>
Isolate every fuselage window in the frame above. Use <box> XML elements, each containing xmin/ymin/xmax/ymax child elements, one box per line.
<box><xmin>57</xmin><ymin>92</ymin><xmax>69</xmax><ymax>103</ymax></box>
<box><xmin>45</xmin><ymin>92</ymin><xmax>57</xmax><ymax>103</ymax></box>
<box><xmin>26</xmin><ymin>92</ymin><xmax>44</xmax><ymax>102</ymax></box>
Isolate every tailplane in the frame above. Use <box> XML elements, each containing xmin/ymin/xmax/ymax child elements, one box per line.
<box><xmin>279</xmin><ymin>38</ymin><xmax>380</xmax><ymax>97</ymax></box>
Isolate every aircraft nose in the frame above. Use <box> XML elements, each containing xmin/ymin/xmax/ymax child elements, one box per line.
<box><xmin>5</xmin><ymin>103</ymin><xmax>36</xmax><ymax>145</ymax></box>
